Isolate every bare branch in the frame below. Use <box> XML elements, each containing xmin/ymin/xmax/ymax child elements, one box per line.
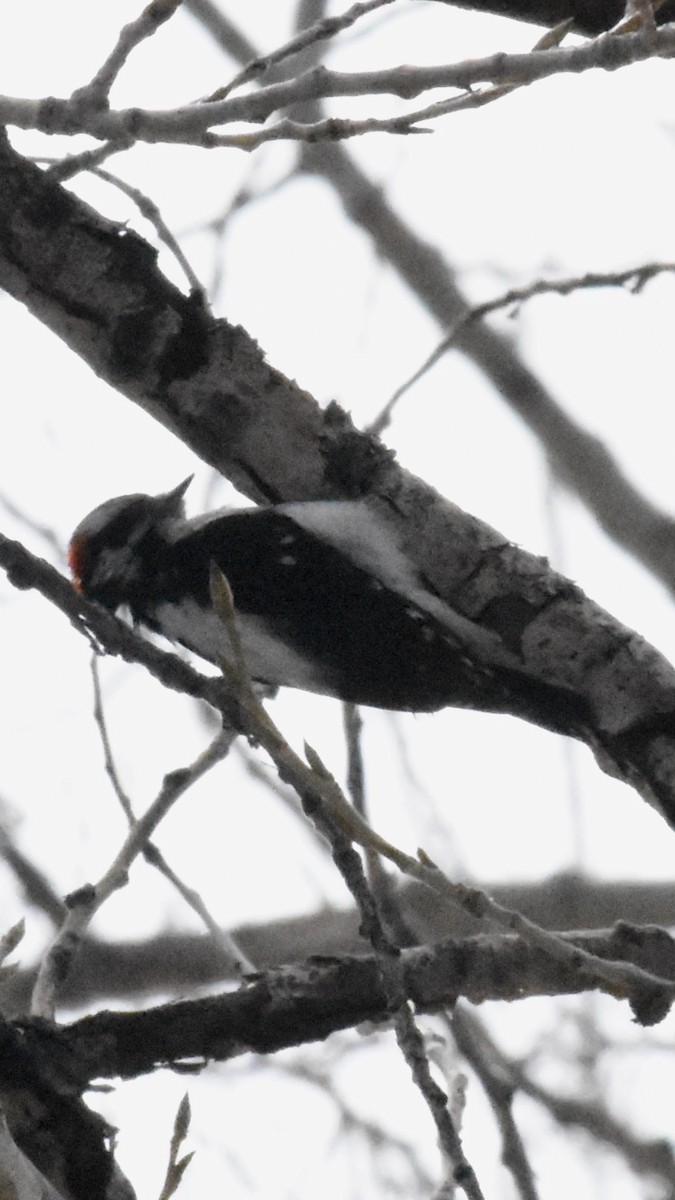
<box><xmin>2</xmin><ymin>874</ymin><xmax>672</xmax><ymax>1012</ymax></box>
<box><xmin>202</xmin><ymin>612</ymin><xmax>484</xmax><ymax>1195</ymax></box>
<box><xmin>6</xmin><ymin>138</ymin><xmax>675</xmax><ymax>849</ymax></box>
<box><xmin>207</xmin><ymin>0</ymin><xmax>398</xmax><ymax>100</ymax></box>
<box><xmin>70</xmin><ymin>0</ymin><xmax>184</xmax><ymax>109</ymax></box>
<box><xmin>0</xmin><ymin>529</ymin><xmax>242</xmax><ymax>716</ymax></box>
<box><xmin>37</xmin><ymin>157</ymin><xmax>207</xmax><ymax>300</ymax></box>
<box><xmin>521</xmin><ymin>1065</ymin><xmax>675</xmax><ymax>1183</ymax></box>
<box><xmin>43</xmin><ymin>139</ymin><xmax>134</xmax><ymax>181</ymax></box>
<box><xmin>370</xmin><ymin>261</ymin><xmax>675</xmax><ymax>434</ymax></box>
<box><xmin>89</xmin><ymin>659</ymin><xmax>255</xmax><ymax>974</ymax></box>
<box><xmin>450</xmin><ymin>1009</ymin><xmax>542</xmax><ymax>1200</ymax></box>
<box><xmin>453</xmin><ymin>1005</ymin><xmax>675</xmax><ymax>1188</ymax></box>
<box><xmin>184</xmin><ymin>0</ymin><xmax>258</xmax><ymax>63</ymax></box>
<box><xmin>207</xmin><ymin>109</ymin><xmax>432</xmax><ymax>149</ymax></box>
<box><xmin>0</xmin><ymin>817</ymin><xmax>66</xmax><ymax>925</ymax></box>
<box><xmin>22</xmin><ymin>925</ymin><xmax>675</xmax><ymax>1088</ymax></box>
<box><xmin>398</xmin><ymin>853</ymin><xmax>675</xmax><ymax>1026</ymax></box>
<box><xmin>0</xmin><ymin>491</ymin><xmax>63</xmax><ymax>558</ymax></box>
<box><xmin>301</xmin><ymin>137</ymin><xmax>675</xmax><ymax>598</ymax></box>
<box><xmin>2</xmin><ymin>27</ymin><xmax>675</xmax><ymax>144</ymax></box>
<box><xmin>30</xmin><ymin>728</ymin><xmax>233</xmax><ymax>1020</ymax></box>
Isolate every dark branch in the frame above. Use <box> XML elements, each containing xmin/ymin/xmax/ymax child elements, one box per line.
<box><xmin>3</xmin><ymin>873</ymin><xmax>675</xmax><ymax>1013</ymax></box>
<box><xmin>0</xmin><ymin>528</ymin><xmax>241</xmax><ymax>719</ymax></box>
<box><xmin>12</xmin><ymin>925</ymin><xmax>675</xmax><ymax>1092</ymax></box>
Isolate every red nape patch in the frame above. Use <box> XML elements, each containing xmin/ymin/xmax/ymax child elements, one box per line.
<box><xmin>67</xmin><ymin>535</ymin><xmax>85</xmax><ymax>591</ymax></box>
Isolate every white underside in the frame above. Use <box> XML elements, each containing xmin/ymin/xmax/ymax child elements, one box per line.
<box><xmin>155</xmin><ymin>599</ymin><xmax>331</xmax><ymax>693</ymax></box>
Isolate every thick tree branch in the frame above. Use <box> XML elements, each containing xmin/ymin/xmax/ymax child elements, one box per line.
<box><xmin>3</xmin><ymin>873</ymin><xmax>673</xmax><ymax>1012</ymax></box>
<box><xmin>5</xmin><ymin>136</ymin><xmax>675</xmax><ymax>827</ymax></box>
<box><xmin>11</xmin><ymin>926</ymin><xmax>675</xmax><ymax>1094</ymax></box>
<box><xmin>302</xmin><ymin>140</ymin><xmax>675</xmax><ymax>597</ymax></box>
<box><xmin>2</xmin><ymin>7</ymin><xmax>672</xmax><ymax>1194</ymax></box>
<box><xmin>189</xmin><ymin>5</ymin><xmax>675</xmax><ymax>606</ymax></box>
<box><xmin>14</xmin><ymin>923</ymin><xmax>671</xmax><ymax>1200</ymax></box>
<box><xmin>0</xmin><ymin>1019</ymin><xmax>128</xmax><ymax>1200</ymax></box>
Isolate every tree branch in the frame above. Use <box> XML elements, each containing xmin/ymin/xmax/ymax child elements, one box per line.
<box><xmin>2</xmin><ymin>28</ymin><xmax>675</xmax><ymax>143</ymax></box>
<box><xmin>3</xmin><ymin>873</ymin><xmax>674</xmax><ymax>1012</ymax></box>
<box><xmin>12</xmin><ymin>925</ymin><xmax>675</xmax><ymax>1093</ymax></box>
<box><xmin>4</xmin><ymin>135</ymin><xmax>675</xmax><ymax>829</ymax></box>
<box><xmin>188</xmin><ymin>6</ymin><xmax>675</xmax><ymax>614</ymax></box>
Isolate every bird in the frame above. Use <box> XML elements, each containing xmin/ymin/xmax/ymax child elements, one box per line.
<box><xmin>68</xmin><ymin>477</ymin><xmax>588</xmax><ymax>729</ymax></box>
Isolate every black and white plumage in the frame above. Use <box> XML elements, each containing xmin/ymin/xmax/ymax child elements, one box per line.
<box><xmin>68</xmin><ymin>478</ymin><xmax>587</xmax><ymax>727</ymax></box>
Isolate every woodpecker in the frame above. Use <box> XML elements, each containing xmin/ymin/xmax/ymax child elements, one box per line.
<box><xmin>68</xmin><ymin>477</ymin><xmax>586</xmax><ymax>728</ymax></box>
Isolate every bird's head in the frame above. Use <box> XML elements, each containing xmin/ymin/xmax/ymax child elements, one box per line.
<box><xmin>68</xmin><ymin>476</ymin><xmax>193</xmax><ymax>609</ymax></box>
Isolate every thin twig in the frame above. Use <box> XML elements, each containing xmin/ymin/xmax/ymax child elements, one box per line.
<box><xmin>205</xmin><ymin>0</ymin><xmax>398</xmax><ymax>101</ymax></box>
<box><xmin>303</xmin><ymin>780</ymin><xmax>485</xmax><ymax>1199</ymax></box>
<box><xmin>70</xmin><ymin>0</ymin><xmax>184</xmax><ymax>108</ymax></box>
<box><xmin>0</xmin><ymin>528</ymin><xmax>242</xmax><ymax>717</ymax></box>
<box><xmin>90</xmin><ymin>657</ymin><xmax>134</xmax><ymax>821</ymax></box>
<box><xmin>44</xmin><ymin>138</ymin><xmax>134</xmax><ymax>182</ymax></box>
<box><xmin>35</xmin><ymin>156</ymin><xmax>207</xmax><ymax>299</ymax></box>
<box><xmin>90</xmin><ymin>659</ymin><xmax>253</xmax><ymax>973</ymax></box>
<box><xmin>342</xmin><ymin>702</ymin><xmax>366</xmax><ymax>817</ymax></box>
<box><xmin>91</xmin><ymin>166</ymin><xmax>207</xmax><ymax>298</ymax></box>
<box><xmin>453</xmin><ymin>1003</ymin><xmax>675</xmax><ymax>1189</ymax></box>
<box><xmin>255</xmin><ymin>1052</ymin><xmax>436</xmax><ymax>1191</ymax></box>
<box><xmin>5</xmin><ymin>27</ymin><xmax>675</xmax><ymax>144</ymax></box>
<box><xmin>407</xmin><ymin>852</ymin><xmax>675</xmax><ymax>1024</ymax></box>
<box><xmin>0</xmin><ymin>818</ymin><xmax>66</xmax><ymax>925</ymax></box>
<box><xmin>208</xmin><ymin>575</ymin><xmax>484</xmax><ymax>1197</ymax></box>
<box><xmin>205</xmin><ymin>110</ymin><xmax>432</xmax><ymax>150</ymax></box>
<box><xmin>451</xmin><ymin>1008</ymin><xmax>541</xmax><ymax>1200</ymax></box>
<box><xmin>219</xmin><ymin>648</ymin><xmax>675</xmax><ymax>1024</ymax></box>
<box><xmin>369</xmin><ymin>261</ymin><xmax>675</xmax><ymax>434</ymax></box>
<box><xmin>30</xmin><ymin>727</ymin><xmax>232</xmax><ymax>1020</ymax></box>
<box><xmin>0</xmin><ymin>491</ymin><xmax>62</xmax><ymax>558</ymax></box>
<box><xmin>5</xmin><ymin>535</ymin><xmax>674</xmax><ymax>1022</ymax></box>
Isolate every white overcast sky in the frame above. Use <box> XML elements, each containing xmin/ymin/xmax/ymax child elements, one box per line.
<box><xmin>2</xmin><ymin>3</ymin><xmax>675</xmax><ymax>1197</ymax></box>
